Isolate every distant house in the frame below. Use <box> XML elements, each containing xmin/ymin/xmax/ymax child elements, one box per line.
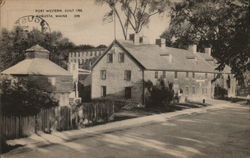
<box><xmin>1</xmin><ymin>44</ymin><xmax>74</xmax><ymax>106</ymax></box>
<box><xmin>91</xmin><ymin>34</ymin><xmax>236</xmax><ymax>103</ymax></box>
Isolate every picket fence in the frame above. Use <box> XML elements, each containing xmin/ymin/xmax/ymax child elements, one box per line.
<box><xmin>0</xmin><ymin>103</ymin><xmax>114</xmax><ymax>140</ymax></box>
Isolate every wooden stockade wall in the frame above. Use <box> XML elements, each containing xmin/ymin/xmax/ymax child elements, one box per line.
<box><xmin>0</xmin><ymin>102</ymin><xmax>114</xmax><ymax>140</ymax></box>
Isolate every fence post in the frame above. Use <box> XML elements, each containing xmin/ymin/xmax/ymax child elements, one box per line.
<box><xmin>35</xmin><ymin>114</ymin><xmax>38</xmax><ymax>134</ymax></box>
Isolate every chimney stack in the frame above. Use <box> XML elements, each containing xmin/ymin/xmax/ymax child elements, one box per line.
<box><xmin>129</xmin><ymin>34</ymin><xmax>134</xmax><ymax>41</ymax></box>
<box><xmin>188</xmin><ymin>44</ymin><xmax>197</xmax><ymax>54</ymax></box>
<box><xmin>155</xmin><ymin>38</ymin><xmax>166</xmax><ymax>49</ymax></box>
<box><xmin>160</xmin><ymin>38</ymin><xmax>166</xmax><ymax>49</ymax></box>
<box><xmin>139</xmin><ymin>35</ymin><xmax>149</xmax><ymax>44</ymax></box>
<box><xmin>129</xmin><ymin>33</ymin><xmax>140</xmax><ymax>45</ymax></box>
<box><xmin>205</xmin><ymin>48</ymin><xmax>211</xmax><ymax>56</ymax></box>
<box><xmin>134</xmin><ymin>33</ymin><xmax>140</xmax><ymax>45</ymax></box>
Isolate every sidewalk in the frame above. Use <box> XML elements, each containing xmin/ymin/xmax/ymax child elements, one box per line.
<box><xmin>6</xmin><ymin>99</ymin><xmax>237</xmax><ymax>151</ymax></box>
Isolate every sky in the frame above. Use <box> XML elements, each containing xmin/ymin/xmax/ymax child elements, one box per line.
<box><xmin>0</xmin><ymin>0</ymin><xmax>170</xmax><ymax>46</ymax></box>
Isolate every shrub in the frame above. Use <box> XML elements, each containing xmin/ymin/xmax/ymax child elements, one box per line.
<box><xmin>0</xmin><ymin>76</ymin><xmax>58</xmax><ymax>116</ymax></box>
<box><xmin>144</xmin><ymin>79</ymin><xmax>174</xmax><ymax>107</ymax></box>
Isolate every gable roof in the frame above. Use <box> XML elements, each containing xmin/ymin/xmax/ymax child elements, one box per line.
<box><xmin>91</xmin><ymin>40</ymin><xmax>145</xmax><ymax>70</ymax></box>
<box><xmin>92</xmin><ymin>40</ymin><xmax>231</xmax><ymax>74</ymax></box>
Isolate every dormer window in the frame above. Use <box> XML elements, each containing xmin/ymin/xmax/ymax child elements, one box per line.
<box><xmin>160</xmin><ymin>54</ymin><xmax>172</xmax><ymax>63</ymax></box>
<box><xmin>186</xmin><ymin>56</ymin><xmax>198</xmax><ymax>64</ymax></box>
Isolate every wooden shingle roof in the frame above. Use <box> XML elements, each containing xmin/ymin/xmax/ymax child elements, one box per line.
<box><xmin>93</xmin><ymin>40</ymin><xmax>231</xmax><ymax>73</ymax></box>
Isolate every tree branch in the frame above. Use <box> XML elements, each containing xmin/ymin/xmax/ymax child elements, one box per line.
<box><xmin>112</xmin><ymin>7</ymin><xmax>127</xmax><ymax>39</ymax></box>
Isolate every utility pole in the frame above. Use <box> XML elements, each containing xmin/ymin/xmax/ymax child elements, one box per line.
<box><xmin>113</xmin><ymin>7</ymin><xmax>116</xmax><ymax>40</ymax></box>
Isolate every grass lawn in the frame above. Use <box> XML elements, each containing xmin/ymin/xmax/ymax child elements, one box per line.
<box><xmin>113</xmin><ymin>101</ymin><xmax>211</xmax><ymax>121</ymax></box>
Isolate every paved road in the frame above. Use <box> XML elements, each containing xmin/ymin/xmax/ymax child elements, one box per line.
<box><xmin>2</xmin><ymin>103</ymin><xmax>250</xmax><ymax>158</ymax></box>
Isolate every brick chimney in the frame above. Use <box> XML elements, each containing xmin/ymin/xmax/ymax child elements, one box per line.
<box><xmin>134</xmin><ymin>33</ymin><xmax>140</xmax><ymax>45</ymax></box>
<box><xmin>155</xmin><ymin>38</ymin><xmax>166</xmax><ymax>49</ymax></box>
<box><xmin>139</xmin><ymin>35</ymin><xmax>149</xmax><ymax>44</ymax></box>
<box><xmin>188</xmin><ymin>44</ymin><xmax>197</xmax><ymax>54</ymax></box>
<box><xmin>205</xmin><ymin>47</ymin><xmax>211</xmax><ymax>56</ymax></box>
<box><xmin>129</xmin><ymin>33</ymin><xmax>140</xmax><ymax>45</ymax></box>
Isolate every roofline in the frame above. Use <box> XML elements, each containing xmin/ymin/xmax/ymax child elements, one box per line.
<box><xmin>0</xmin><ymin>73</ymin><xmax>72</xmax><ymax>76</ymax></box>
<box><xmin>68</xmin><ymin>48</ymin><xmax>107</xmax><ymax>53</ymax></box>
<box><xmin>145</xmin><ymin>69</ymin><xmax>231</xmax><ymax>74</ymax></box>
<box><xmin>115</xmin><ymin>40</ymin><xmax>145</xmax><ymax>70</ymax></box>
<box><xmin>91</xmin><ymin>40</ymin><xmax>145</xmax><ymax>70</ymax></box>
<box><xmin>91</xmin><ymin>41</ymin><xmax>115</xmax><ymax>70</ymax></box>
<box><xmin>91</xmin><ymin>40</ymin><xmax>231</xmax><ymax>74</ymax></box>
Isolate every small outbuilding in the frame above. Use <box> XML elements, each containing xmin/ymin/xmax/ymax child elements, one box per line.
<box><xmin>1</xmin><ymin>44</ymin><xmax>74</xmax><ymax>106</ymax></box>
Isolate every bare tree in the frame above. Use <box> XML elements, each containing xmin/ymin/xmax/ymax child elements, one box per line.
<box><xmin>96</xmin><ymin>0</ymin><xmax>170</xmax><ymax>39</ymax></box>
<box><xmin>0</xmin><ymin>0</ymin><xmax>5</xmax><ymax>7</ymax></box>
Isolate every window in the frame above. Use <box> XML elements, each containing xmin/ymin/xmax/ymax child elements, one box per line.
<box><xmin>192</xmin><ymin>72</ymin><xmax>195</xmax><ymax>78</ymax></box>
<box><xmin>119</xmin><ymin>53</ymin><xmax>125</xmax><ymax>63</ymax></box>
<box><xmin>174</xmin><ymin>71</ymin><xmax>178</xmax><ymax>79</ymax></box>
<box><xmin>101</xmin><ymin>86</ymin><xmax>106</xmax><ymax>97</ymax></box>
<box><xmin>100</xmin><ymin>70</ymin><xmax>106</xmax><ymax>80</ymax></box>
<box><xmin>95</xmin><ymin>51</ymin><xmax>97</xmax><ymax>56</ymax></box>
<box><xmin>205</xmin><ymin>73</ymin><xmax>208</xmax><ymax>79</ymax></box>
<box><xmin>186</xmin><ymin>72</ymin><xmax>189</xmax><ymax>78</ymax></box>
<box><xmin>124</xmin><ymin>70</ymin><xmax>131</xmax><ymax>81</ymax></box>
<box><xmin>163</xmin><ymin>71</ymin><xmax>166</xmax><ymax>78</ymax></box>
<box><xmin>185</xmin><ymin>87</ymin><xmax>189</xmax><ymax>95</ymax></box>
<box><xmin>107</xmin><ymin>54</ymin><xmax>113</xmax><ymax>63</ymax></box>
<box><xmin>125</xmin><ymin>87</ymin><xmax>132</xmax><ymax>99</ymax></box>
<box><xmin>90</xmin><ymin>52</ymin><xmax>93</xmax><ymax>56</ymax></box>
<box><xmin>192</xmin><ymin>86</ymin><xmax>196</xmax><ymax>94</ymax></box>
<box><xmin>49</xmin><ymin>77</ymin><xmax>56</xmax><ymax>86</ymax></box>
<box><xmin>155</xmin><ymin>71</ymin><xmax>158</xmax><ymax>78</ymax></box>
<box><xmin>202</xmin><ymin>88</ymin><xmax>207</xmax><ymax>95</ymax></box>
